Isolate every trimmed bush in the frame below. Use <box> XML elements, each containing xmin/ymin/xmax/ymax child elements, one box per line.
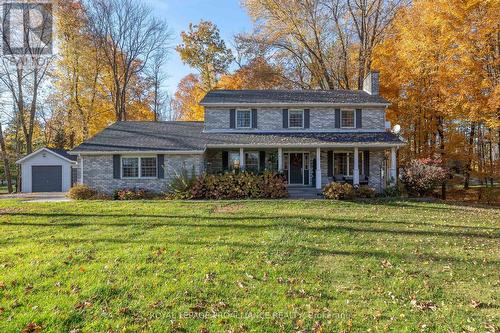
<box><xmin>382</xmin><ymin>185</ymin><xmax>401</xmax><ymax>198</ymax></box>
<box><xmin>356</xmin><ymin>185</ymin><xmax>376</xmax><ymax>198</ymax></box>
<box><xmin>67</xmin><ymin>185</ymin><xmax>97</xmax><ymax>200</ymax></box>
<box><xmin>400</xmin><ymin>158</ymin><xmax>448</xmax><ymax>196</ymax></box>
<box><xmin>323</xmin><ymin>182</ymin><xmax>355</xmax><ymax>200</ymax></box>
<box><xmin>114</xmin><ymin>188</ymin><xmax>156</xmax><ymax>200</ymax></box>
<box><xmin>190</xmin><ymin>171</ymin><xmax>288</xmax><ymax>200</ymax></box>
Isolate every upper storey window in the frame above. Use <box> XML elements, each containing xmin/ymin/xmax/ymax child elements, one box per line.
<box><xmin>236</xmin><ymin>110</ymin><xmax>251</xmax><ymax>128</ymax></box>
<box><xmin>288</xmin><ymin>110</ymin><xmax>304</xmax><ymax>128</ymax></box>
<box><xmin>341</xmin><ymin>110</ymin><xmax>355</xmax><ymax>128</ymax></box>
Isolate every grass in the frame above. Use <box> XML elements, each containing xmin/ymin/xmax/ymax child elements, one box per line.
<box><xmin>0</xmin><ymin>199</ymin><xmax>498</xmax><ymax>332</ymax></box>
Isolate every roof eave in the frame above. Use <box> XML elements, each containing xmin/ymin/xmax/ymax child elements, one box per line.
<box><xmin>199</xmin><ymin>102</ymin><xmax>390</xmax><ymax>108</ymax></box>
<box><xmin>69</xmin><ymin>150</ymin><xmax>206</xmax><ymax>155</ymax></box>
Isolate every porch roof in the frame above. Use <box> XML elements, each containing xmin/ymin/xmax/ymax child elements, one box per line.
<box><xmin>71</xmin><ymin>121</ymin><xmax>405</xmax><ymax>154</ymax></box>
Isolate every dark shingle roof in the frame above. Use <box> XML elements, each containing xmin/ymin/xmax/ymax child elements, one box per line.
<box><xmin>47</xmin><ymin>148</ymin><xmax>77</xmax><ymax>161</ymax></box>
<box><xmin>200</xmin><ymin>90</ymin><xmax>389</xmax><ymax>105</ymax></box>
<box><xmin>71</xmin><ymin>121</ymin><xmax>404</xmax><ymax>153</ymax></box>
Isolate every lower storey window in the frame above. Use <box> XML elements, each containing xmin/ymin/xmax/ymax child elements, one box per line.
<box><xmin>122</xmin><ymin>157</ymin><xmax>157</xmax><ymax>178</ymax></box>
<box><xmin>245</xmin><ymin>152</ymin><xmax>259</xmax><ymax>173</ymax></box>
<box><xmin>334</xmin><ymin>152</ymin><xmax>364</xmax><ymax>176</ymax></box>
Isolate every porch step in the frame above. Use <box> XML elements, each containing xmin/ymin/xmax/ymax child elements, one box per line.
<box><xmin>287</xmin><ymin>187</ymin><xmax>323</xmax><ymax>199</ymax></box>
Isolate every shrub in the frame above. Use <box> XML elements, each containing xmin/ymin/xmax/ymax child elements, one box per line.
<box><xmin>356</xmin><ymin>185</ymin><xmax>376</xmax><ymax>198</ymax></box>
<box><xmin>400</xmin><ymin>159</ymin><xmax>448</xmax><ymax>196</ymax></box>
<box><xmin>323</xmin><ymin>182</ymin><xmax>355</xmax><ymax>200</ymax></box>
<box><xmin>114</xmin><ymin>188</ymin><xmax>156</xmax><ymax>200</ymax></box>
<box><xmin>190</xmin><ymin>171</ymin><xmax>288</xmax><ymax>200</ymax></box>
<box><xmin>67</xmin><ymin>185</ymin><xmax>97</xmax><ymax>200</ymax></box>
<box><xmin>261</xmin><ymin>171</ymin><xmax>288</xmax><ymax>198</ymax></box>
<box><xmin>382</xmin><ymin>185</ymin><xmax>401</xmax><ymax>198</ymax></box>
<box><xmin>165</xmin><ymin>166</ymin><xmax>197</xmax><ymax>199</ymax></box>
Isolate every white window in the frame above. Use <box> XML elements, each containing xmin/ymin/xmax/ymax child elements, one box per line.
<box><xmin>245</xmin><ymin>152</ymin><xmax>259</xmax><ymax>173</ymax></box>
<box><xmin>334</xmin><ymin>152</ymin><xmax>364</xmax><ymax>176</ymax></box>
<box><xmin>237</xmin><ymin>110</ymin><xmax>251</xmax><ymax>128</ymax></box>
<box><xmin>122</xmin><ymin>157</ymin><xmax>157</xmax><ymax>178</ymax></box>
<box><xmin>288</xmin><ymin>110</ymin><xmax>304</xmax><ymax>128</ymax></box>
<box><xmin>341</xmin><ymin>110</ymin><xmax>355</xmax><ymax>128</ymax></box>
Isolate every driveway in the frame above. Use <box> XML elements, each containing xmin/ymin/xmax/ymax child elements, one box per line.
<box><xmin>0</xmin><ymin>192</ymin><xmax>71</xmax><ymax>202</ymax></box>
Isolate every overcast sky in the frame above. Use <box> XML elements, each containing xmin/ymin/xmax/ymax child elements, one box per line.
<box><xmin>143</xmin><ymin>0</ymin><xmax>253</xmax><ymax>95</ymax></box>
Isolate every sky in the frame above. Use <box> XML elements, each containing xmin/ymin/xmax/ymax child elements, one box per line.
<box><xmin>143</xmin><ymin>0</ymin><xmax>254</xmax><ymax>95</ymax></box>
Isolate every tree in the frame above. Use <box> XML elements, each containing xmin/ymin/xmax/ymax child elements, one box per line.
<box><xmin>218</xmin><ymin>57</ymin><xmax>286</xmax><ymax>90</ymax></box>
<box><xmin>85</xmin><ymin>0</ymin><xmax>170</xmax><ymax>121</ymax></box>
<box><xmin>176</xmin><ymin>21</ymin><xmax>234</xmax><ymax>90</ymax></box>
<box><xmin>171</xmin><ymin>74</ymin><xmax>205</xmax><ymax>121</ymax></box>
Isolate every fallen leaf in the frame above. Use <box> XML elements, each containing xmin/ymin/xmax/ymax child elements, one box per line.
<box><xmin>381</xmin><ymin>260</ymin><xmax>392</xmax><ymax>269</ymax></box>
<box><xmin>75</xmin><ymin>301</ymin><xmax>93</xmax><ymax>310</ymax></box>
<box><xmin>22</xmin><ymin>322</ymin><xmax>42</xmax><ymax>333</ymax></box>
<box><xmin>470</xmin><ymin>300</ymin><xmax>484</xmax><ymax>309</ymax></box>
<box><xmin>410</xmin><ymin>299</ymin><xmax>437</xmax><ymax>311</ymax></box>
<box><xmin>204</xmin><ymin>272</ymin><xmax>216</xmax><ymax>283</ymax></box>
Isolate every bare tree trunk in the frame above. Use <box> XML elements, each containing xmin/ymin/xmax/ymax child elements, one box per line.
<box><xmin>0</xmin><ymin>123</ymin><xmax>13</xmax><ymax>193</ymax></box>
<box><xmin>464</xmin><ymin>122</ymin><xmax>475</xmax><ymax>190</ymax></box>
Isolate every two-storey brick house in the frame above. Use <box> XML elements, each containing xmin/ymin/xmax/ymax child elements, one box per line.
<box><xmin>71</xmin><ymin>72</ymin><xmax>404</xmax><ymax>195</ymax></box>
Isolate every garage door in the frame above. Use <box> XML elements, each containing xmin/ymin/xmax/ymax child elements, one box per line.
<box><xmin>32</xmin><ymin>166</ymin><xmax>62</xmax><ymax>192</ymax></box>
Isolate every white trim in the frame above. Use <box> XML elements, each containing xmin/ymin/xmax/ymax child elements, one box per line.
<box><xmin>70</xmin><ymin>150</ymin><xmax>205</xmax><ymax>156</ymax></box>
<box><xmin>16</xmin><ymin>148</ymin><xmax>77</xmax><ymax>164</ymax></box>
<box><xmin>206</xmin><ymin>143</ymin><xmax>405</xmax><ymax>149</ymax></box>
<box><xmin>332</xmin><ymin>150</ymin><xmax>365</xmax><ymax>177</ymax></box>
<box><xmin>80</xmin><ymin>155</ymin><xmax>84</xmax><ymax>184</ymax></box>
<box><xmin>236</xmin><ymin>109</ymin><xmax>252</xmax><ymax>129</ymax></box>
<box><xmin>200</xmin><ymin>102</ymin><xmax>390</xmax><ymax>108</ymax></box>
<box><xmin>120</xmin><ymin>156</ymin><xmax>158</xmax><ymax>179</ymax></box>
<box><xmin>284</xmin><ymin>151</ymin><xmax>309</xmax><ymax>185</ymax></box>
<box><xmin>288</xmin><ymin>109</ymin><xmax>304</xmax><ymax>129</ymax></box>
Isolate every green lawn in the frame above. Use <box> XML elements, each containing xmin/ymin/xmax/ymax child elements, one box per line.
<box><xmin>0</xmin><ymin>199</ymin><xmax>498</xmax><ymax>332</ymax></box>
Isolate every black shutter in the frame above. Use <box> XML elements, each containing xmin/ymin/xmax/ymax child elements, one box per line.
<box><xmin>304</xmin><ymin>109</ymin><xmax>310</xmax><ymax>128</ymax></box>
<box><xmin>157</xmin><ymin>154</ymin><xmax>164</xmax><ymax>179</ymax></box>
<box><xmin>252</xmin><ymin>109</ymin><xmax>257</xmax><ymax>128</ymax></box>
<box><xmin>282</xmin><ymin>109</ymin><xmax>288</xmax><ymax>128</ymax></box>
<box><xmin>335</xmin><ymin>109</ymin><xmax>341</xmax><ymax>128</ymax></box>
<box><xmin>222</xmin><ymin>151</ymin><xmax>229</xmax><ymax>171</ymax></box>
<box><xmin>113</xmin><ymin>155</ymin><xmax>121</xmax><ymax>179</ymax></box>
<box><xmin>364</xmin><ymin>151</ymin><xmax>370</xmax><ymax>177</ymax></box>
<box><xmin>259</xmin><ymin>151</ymin><xmax>266</xmax><ymax>171</ymax></box>
<box><xmin>327</xmin><ymin>151</ymin><xmax>333</xmax><ymax>177</ymax></box>
<box><xmin>230</xmin><ymin>109</ymin><xmax>236</xmax><ymax>129</ymax></box>
<box><xmin>356</xmin><ymin>109</ymin><xmax>362</xmax><ymax>128</ymax></box>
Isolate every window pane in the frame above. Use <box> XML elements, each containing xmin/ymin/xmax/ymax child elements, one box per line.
<box><xmin>141</xmin><ymin>157</ymin><xmax>157</xmax><ymax>177</ymax></box>
<box><xmin>289</xmin><ymin>110</ymin><xmax>303</xmax><ymax>128</ymax></box>
<box><xmin>122</xmin><ymin>158</ymin><xmax>139</xmax><ymax>178</ymax></box>
<box><xmin>229</xmin><ymin>152</ymin><xmax>240</xmax><ymax>170</ymax></box>
<box><xmin>245</xmin><ymin>152</ymin><xmax>259</xmax><ymax>173</ymax></box>
<box><xmin>341</xmin><ymin>110</ymin><xmax>355</xmax><ymax>127</ymax></box>
<box><xmin>237</xmin><ymin>110</ymin><xmax>251</xmax><ymax>128</ymax></box>
<box><xmin>334</xmin><ymin>153</ymin><xmax>347</xmax><ymax>175</ymax></box>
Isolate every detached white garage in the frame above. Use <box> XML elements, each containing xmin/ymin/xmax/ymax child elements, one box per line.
<box><xmin>16</xmin><ymin>148</ymin><xmax>77</xmax><ymax>193</ymax></box>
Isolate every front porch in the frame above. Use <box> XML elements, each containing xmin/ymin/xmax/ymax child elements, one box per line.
<box><xmin>205</xmin><ymin>146</ymin><xmax>399</xmax><ymax>192</ymax></box>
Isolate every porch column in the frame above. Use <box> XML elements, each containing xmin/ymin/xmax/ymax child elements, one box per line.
<box><xmin>353</xmin><ymin>147</ymin><xmax>360</xmax><ymax>186</ymax></box>
<box><xmin>278</xmin><ymin>148</ymin><xmax>283</xmax><ymax>172</ymax></box>
<box><xmin>390</xmin><ymin>147</ymin><xmax>397</xmax><ymax>184</ymax></box>
<box><xmin>316</xmin><ymin>147</ymin><xmax>322</xmax><ymax>189</ymax></box>
<box><xmin>79</xmin><ymin>155</ymin><xmax>84</xmax><ymax>184</ymax></box>
<box><xmin>240</xmin><ymin>148</ymin><xmax>245</xmax><ymax>170</ymax></box>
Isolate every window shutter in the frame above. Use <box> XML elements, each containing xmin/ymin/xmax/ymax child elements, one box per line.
<box><xmin>252</xmin><ymin>109</ymin><xmax>257</xmax><ymax>128</ymax></box>
<box><xmin>259</xmin><ymin>151</ymin><xmax>266</xmax><ymax>171</ymax></box>
<box><xmin>335</xmin><ymin>109</ymin><xmax>341</xmax><ymax>128</ymax></box>
<box><xmin>304</xmin><ymin>109</ymin><xmax>310</xmax><ymax>128</ymax></box>
<box><xmin>282</xmin><ymin>109</ymin><xmax>288</xmax><ymax>128</ymax></box>
<box><xmin>364</xmin><ymin>151</ymin><xmax>370</xmax><ymax>176</ymax></box>
<box><xmin>356</xmin><ymin>109</ymin><xmax>362</xmax><ymax>128</ymax></box>
<box><xmin>327</xmin><ymin>151</ymin><xmax>333</xmax><ymax>177</ymax></box>
<box><xmin>157</xmin><ymin>154</ymin><xmax>164</xmax><ymax>179</ymax></box>
<box><xmin>113</xmin><ymin>155</ymin><xmax>121</xmax><ymax>179</ymax></box>
<box><xmin>230</xmin><ymin>109</ymin><xmax>236</xmax><ymax>129</ymax></box>
<box><xmin>222</xmin><ymin>151</ymin><xmax>229</xmax><ymax>171</ymax></box>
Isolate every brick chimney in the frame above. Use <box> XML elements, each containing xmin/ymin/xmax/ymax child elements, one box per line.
<box><xmin>363</xmin><ymin>71</ymin><xmax>380</xmax><ymax>95</ymax></box>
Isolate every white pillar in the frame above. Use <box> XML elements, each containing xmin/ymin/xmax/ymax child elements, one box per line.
<box><xmin>353</xmin><ymin>147</ymin><xmax>360</xmax><ymax>186</ymax></box>
<box><xmin>390</xmin><ymin>147</ymin><xmax>397</xmax><ymax>184</ymax></box>
<box><xmin>240</xmin><ymin>148</ymin><xmax>245</xmax><ymax>170</ymax></box>
<box><xmin>278</xmin><ymin>148</ymin><xmax>283</xmax><ymax>172</ymax></box>
<box><xmin>80</xmin><ymin>155</ymin><xmax>84</xmax><ymax>184</ymax></box>
<box><xmin>316</xmin><ymin>147</ymin><xmax>322</xmax><ymax>189</ymax></box>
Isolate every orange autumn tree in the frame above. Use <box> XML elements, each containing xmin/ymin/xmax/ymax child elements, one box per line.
<box><xmin>373</xmin><ymin>0</ymin><xmax>499</xmax><ymax>187</ymax></box>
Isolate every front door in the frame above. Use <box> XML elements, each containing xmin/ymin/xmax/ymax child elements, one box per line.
<box><xmin>289</xmin><ymin>153</ymin><xmax>303</xmax><ymax>184</ymax></box>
